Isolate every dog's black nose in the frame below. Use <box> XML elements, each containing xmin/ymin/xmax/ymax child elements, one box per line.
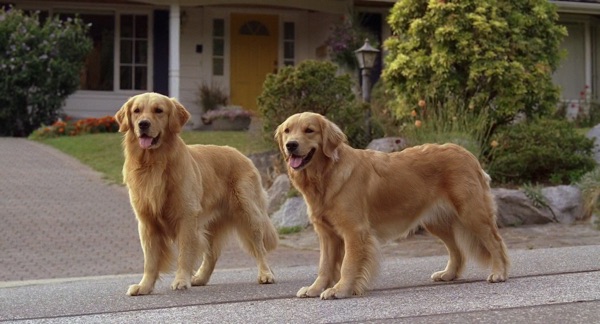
<box><xmin>286</xmin><ymin>141</ymin><xmax>299</xmax><ymax>152</ymax></box>
<box><xmin>138</xmin><ymin>120</ymin><xmax>150</xmax><ymax>130</ymax></box>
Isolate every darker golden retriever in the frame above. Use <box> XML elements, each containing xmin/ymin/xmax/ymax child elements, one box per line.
<box><xmin>275</xmin><ymin>112</ymin><xmax>509</xmax><ymax>300</ymax></box>
<box><xmin>115</xmin><ymin>92</ymin><xmax>277</xmax><ymax>296</ymax></box>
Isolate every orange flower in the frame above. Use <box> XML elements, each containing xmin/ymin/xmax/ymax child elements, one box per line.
<box><xmin>418</xmin><ymin>100</ymin><xmax>426</xmax><ymax>108</ymax></box>
<box><xmin>415</xmin><ymin>120</ymin><xmax>422</xmax><ymax>128</ymax></box>
<box><xmin>410</xmin><ymin>110</ymin><xmax>417</xmax><ymax>117</ymax></box>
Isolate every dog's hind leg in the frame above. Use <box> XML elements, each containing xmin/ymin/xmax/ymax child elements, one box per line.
<box><xmin>236</xmin><ymin>217</ymin><xmax>276</xmax><ymax>284</ymax></box>
<box><xmin>460</xmin><ymin>214</ymin><xmax>510</xmax><ymax>283</ymax></box>
<box><xmin>192</xmin><ymin>219</ymin><xmax>227</xmax><ymax>286</ymax></box>
<box><xmin>425</xmin><ymin>222</ymin><xmax>465</xmax><ymax>282</ymax></box>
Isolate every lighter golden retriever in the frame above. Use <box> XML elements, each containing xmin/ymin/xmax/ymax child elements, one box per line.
<box><xmin>275</xmin><ymin>112</ymin><xmax>510</xmax><ymax>300</ymax></box>
<box><xmin>115</xmin><ymin>92</ymin><xmax>277</xmax><ymax>296</ymax></box>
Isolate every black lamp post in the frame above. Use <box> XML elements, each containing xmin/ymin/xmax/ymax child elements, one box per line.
<box><xmin>354</xmin><ymin>39</ymin><xmax>379</xmax><ymax>142</ymax></box>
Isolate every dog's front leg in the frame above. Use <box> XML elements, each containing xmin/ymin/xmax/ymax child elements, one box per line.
<box><xmin>297</xmin><ymin>223</ymin><xmax>342</xmax><ymax>298</ymax></box>
<box><xmin>127</xmin><ymin>222</ymin><xmax>163</xmax><ymax>296</ymax></box>
<box><xmin>171</xmin><ymin>215</ymin><xmax>204</xmax><ymax>290</ymax></box>
<box><xmin>320</xmin><ymin>229</ymin><xmax>378</xmax><ymax>300</ymax></box>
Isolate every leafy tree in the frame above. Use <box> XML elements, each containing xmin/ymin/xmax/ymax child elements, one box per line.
<box><xmin>258</xmin><ymin>60</ymin><xmax>375</xmax><ymax>148</ymax></box>
<box><xmin>0</xmin><ymin>7</ymin><xmax>91</xmax><ymax>136</ymax></box>
<box><xmin>383</xmin><ymin>0</ymin><xmax>567</xmax><ymax>145</ymax></box>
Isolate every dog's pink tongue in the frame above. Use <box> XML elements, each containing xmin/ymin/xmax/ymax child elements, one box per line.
<box><xmin>289</xmin><ymin>156</ymin><xmax>303</xmax><ymax>168</ymax></box>
<box><xmin>139</xmin><ymin>137</ymin><xmax>153</xmax><ymax>149</ymax></box>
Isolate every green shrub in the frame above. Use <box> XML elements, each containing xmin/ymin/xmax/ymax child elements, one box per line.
<box><xmin>577</xmin><ymin>167</ymin><xmax>600</xmax><ymax>225</ymax></box>
<box><xmin>487</xmin><ymin>119</ymin><xmax>596</xmax><ymax>185</ymax></box>
<box><xmin>258</xmin><ymin>60</ymin><xmax>376</xmax><ymax>148</ymax></box>
<box><xmin>383</xmin><ymin>0</ymin><xmax>566</xmax><ymax>147</ymax></box>
<box><xmin>0</xmin><ymin>7</ymin><xmax>92</xmax><ymax>136</ymax></box>
<box><xmin>196</xmin><ymin>82</ymin><xmax>228</xmax><ymax>113</ymax></box>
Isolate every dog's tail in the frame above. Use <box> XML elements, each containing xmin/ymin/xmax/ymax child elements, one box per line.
<box><xmin>262</xmin><ymin>216</ymin><xmax>279</xmax><ymax>252</ymax></box>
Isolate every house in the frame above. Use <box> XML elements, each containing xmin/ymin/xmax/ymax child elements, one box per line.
<box><xmin>7</xmin><ymin>0</ymin><xmax>599</xmax><ymax>124</ymax></box>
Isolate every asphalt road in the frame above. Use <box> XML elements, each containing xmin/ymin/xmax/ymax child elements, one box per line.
<box><xmin>1</xmin><ymin>245</ymin><xmax>599</xmax><ymax>323</ymax></box>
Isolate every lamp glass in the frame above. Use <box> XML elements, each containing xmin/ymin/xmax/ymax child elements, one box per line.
<box><xmin>354</xmin><ymin>39</ymin><xmax>379</xmax><ymax>70</ymax></box>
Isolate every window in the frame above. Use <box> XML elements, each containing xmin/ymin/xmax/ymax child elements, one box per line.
<box><xmin>240</xmin><ymin>20</ymin><xmax>269</xmax><ymax>36</ymax></box>
<box><xmin>120</xmin><ymin>14</ymin><xmax>148</xmax><ymax>90</ymax></box>
<box><xmin>283</xmin><ymin>22</ymin><xmax>295</xmax><ymax>66</ymax></box>
<box><xmin>212</xmin><ymin>19</ymin><xmax>225</xmax><ymax>76</ymax></box>
<box><xmin>60</xmin><ymin>13</ymin><xmax>115</xmax><ymax>91</ymax></box>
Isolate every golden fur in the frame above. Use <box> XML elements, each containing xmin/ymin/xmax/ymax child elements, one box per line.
<box><xmin>115</xmin><ymin>92</ymin><xmax>277</xmax><ymax>296</ymax></box>
<box><xmin>275</xmin><ymin>112</ymin><xmax>510</xmax><ymax>300</ymax></box>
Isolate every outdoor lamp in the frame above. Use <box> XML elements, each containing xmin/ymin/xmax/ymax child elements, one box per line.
<box><xmin>354</xmin><ymin>38</ymin><xmax>379</xmax><ymax>71</ymax></box>
<box><xmin>355</xmin><ymin>39</ymin><xmax>379</xmax><ymax>142</ymax></box>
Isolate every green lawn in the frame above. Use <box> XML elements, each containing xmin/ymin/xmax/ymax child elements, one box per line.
<box><xmin>34</xmin><ymin>131</ymin><xmax>273</xmax><ymax>184</ymax></box>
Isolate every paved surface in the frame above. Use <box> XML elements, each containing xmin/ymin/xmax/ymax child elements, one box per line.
<box><xmin>0</xmin><ymin>138</ymin><xmax>318</xmax><ymax>283</ymax></box>
<box><xmin>1</xmin><ymin>137</ymin><xmax>599</xmax><ymax>323</ymax></box>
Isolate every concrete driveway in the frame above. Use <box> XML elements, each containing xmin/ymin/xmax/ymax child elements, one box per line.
<box><xmin>1</xmin><ymin>138</ymin><xmax>599</xmax><ymax>323</ymax></box>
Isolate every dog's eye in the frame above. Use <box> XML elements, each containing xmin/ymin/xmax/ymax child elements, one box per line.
<box><xmin>133</xmin><ymin>108</ymin><xmax>140</xmax><ymax>114</ymax></box>
<box><xmin>284</xmin><ymin>128</ymin><xmax>290</xmax><ymax>134</ymax></box>
<box><xmin>305</xmin><ymin>128</ymin><xmax>314</xmax><ymax>134</ymax></box>
<box><xmin>155</xmin><ymin>107</ymin><xmax>163</xmax><ymax>114</ymax></box>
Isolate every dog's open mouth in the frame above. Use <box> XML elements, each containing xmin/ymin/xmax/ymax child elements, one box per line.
<box><xmin>289</xmin><ymin>148</ymin><xmax>315</xmax><ymax>170</ymax></box>
<box><xmin>139</xmin><ymin>134</ymin><xmax>160</xmax><ymax>149</ymax></box>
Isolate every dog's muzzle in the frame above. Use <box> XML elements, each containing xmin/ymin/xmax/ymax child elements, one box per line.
<box><xmin>285</xmin><ymin>141</ymin><xmax>315</xmax><ymax>170</ymax></box>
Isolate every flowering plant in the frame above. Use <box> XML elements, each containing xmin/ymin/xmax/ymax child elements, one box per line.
<box><xmin>29</xmin><ymin>116</ymin><xmax>119</xmax><ymax>139</ymax></box>
<box><xmin>325</xmin><ymin>17</ymin><xmax>378</xmax><ymax>71</ymax></box>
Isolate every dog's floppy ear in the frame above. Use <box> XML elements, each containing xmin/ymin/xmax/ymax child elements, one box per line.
<box><xmin>169</xmin><ymin>97</ymin><xmax>191</xmax><ymax>133</ymax></box>
<box><xmin>320</xmin><ymin>115</ymin><xmax>346</xmax><ymax>161</ymax></box>
<box><xmin>115</xmin><ymin>97</ymin><xmax>133</xmax><ymax>133</ymax></box>
<box><xmin>274</xmin><ymin>122</ymin><xmax>286</xmax><ymax>155</ymax></box>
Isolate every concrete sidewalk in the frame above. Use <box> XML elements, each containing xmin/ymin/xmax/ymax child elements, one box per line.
<box><xmin>1</xmin><ymin>246</ymin><xmax>599</xmax><ymax>323</ymax></box>
<box><xmin>1</xmin><ymin>138</ymin><xmax>599</xmax><ymax>323</ymax></box>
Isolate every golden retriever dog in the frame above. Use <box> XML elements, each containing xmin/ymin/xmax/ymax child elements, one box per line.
<box><xmin>115</xmin><ymin>92</ymin><xmax>277</xmax><ymax>296</ymax></box>
<box><xmin>275</xmin><ymin>112</ymin><xmax>510</xmax><ymax>300</ymax></box>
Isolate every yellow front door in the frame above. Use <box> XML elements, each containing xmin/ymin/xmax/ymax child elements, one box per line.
<box><xmin>230</xmin><ymin>14</ymin><xmax>278</xmax><ymax>113</ymax></box>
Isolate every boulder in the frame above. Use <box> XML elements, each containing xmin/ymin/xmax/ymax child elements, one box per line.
<box><xmin>492</xmin><ymin>188</ymin><xmax>555</xmax><ymax>227</ymax></box>
<box><xmin>541</xmin><ymin>185</ymin><xmax>585</xmax><ymax>224</ymax></box>
<box><xmin>271</xmin><ymin>197</ymin><xmax>310</xmax><ymax>229</ymax></box>
<box><xmin>493</xmin><ymin>186</ymin><xmax>585</xmax><ymax>227</ymax></box>
<box><xmin>247</xmin><ymin>151</ymin><xmax>282</xmax><ymax>188</ymax></box>
<box><xmin>366</xmin><ymin>137</ymin><xmax>409</xmax><ymax>153</ymax></box>
<box><xmin>267</xmin><ymin>174</ymin><xmax>290</xmax><ymax>215</ymax></box>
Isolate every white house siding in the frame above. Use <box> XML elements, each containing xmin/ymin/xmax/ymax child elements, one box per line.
<box><xmin>179</xmin><ymin>6</ymin><xmax>205</xmax><ymax>127</ymax></box>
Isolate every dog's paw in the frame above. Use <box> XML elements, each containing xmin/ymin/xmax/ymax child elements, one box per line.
<box><xmin>126</xmin><ymin>284</ymin><xmax>153</xmax><ymax>296</ymax></box>
<box><xmin>431</xmin><ymin>270</ymin><xmax>457</xmax><ymax>282</ymax></box>
<box><xmin>170</xmin><ymin>278</ymin><xmax>191</xmax><ymax>290</ymax></box>
<box><xmin>191</xmin><ymin>274</ymin><xmax>209</xmax><ymax>286</ymax></box>
<box><xmin>487</xmin><ymin>272</ymin><xmax>507</xmax><ymax>283</ymax></box>
<box><xmin>296</xmin><ymin>286</ymin><xmax>322</xmax><ymax>298</ymax></box>
<box><xmin>258</xmin><ymin>271</ymin><xmax>275</xmax><ymax>284</ymax></box>
<box><xmin>320</xmin><ymin>287</ymin><xmax>350</xmax><ymax>300</ymax></box>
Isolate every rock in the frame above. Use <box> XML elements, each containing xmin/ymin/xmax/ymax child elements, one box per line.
<box><xmin>267</xmin><ymin>174</ymin><xmax>290</xmax><ymax>215</ymax></box>
<box><xmin>542</xmin><ymin>185</ymin><xmax>585</xmax><ymax>224</ymax></box>
<box><xmin>366</xmin><ymin>137</ymin><xmax>409</xmax><ymax>153</ymax></box>
<box><xmin>492</xmin><ymin>188</ymin><xmax>555</xmax><ymax>227</ymax></box>
<box><xmin>492</xmin><ymin>186</ymin><xmax>585</xmax><ymax>227</ymax></box>
<box><xmin>271</xmin><ymin>197</ymin><xmax>310</xmax><ymax>229</ymax></box>
<box><xmin>586</xmin><ymin>124</ymin><xmax>600</xmax><ymax>164</ymax></box>
<box><xmin>247</xmin><ymin>151</ymin><xmax>282</xmax><ymax>188</ymax></box>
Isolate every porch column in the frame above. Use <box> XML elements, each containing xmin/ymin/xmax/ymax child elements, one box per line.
<box><xmin>169</xmin><ymin>4</ymin><xmax>181</xmax><ymax>99</ymax></box>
